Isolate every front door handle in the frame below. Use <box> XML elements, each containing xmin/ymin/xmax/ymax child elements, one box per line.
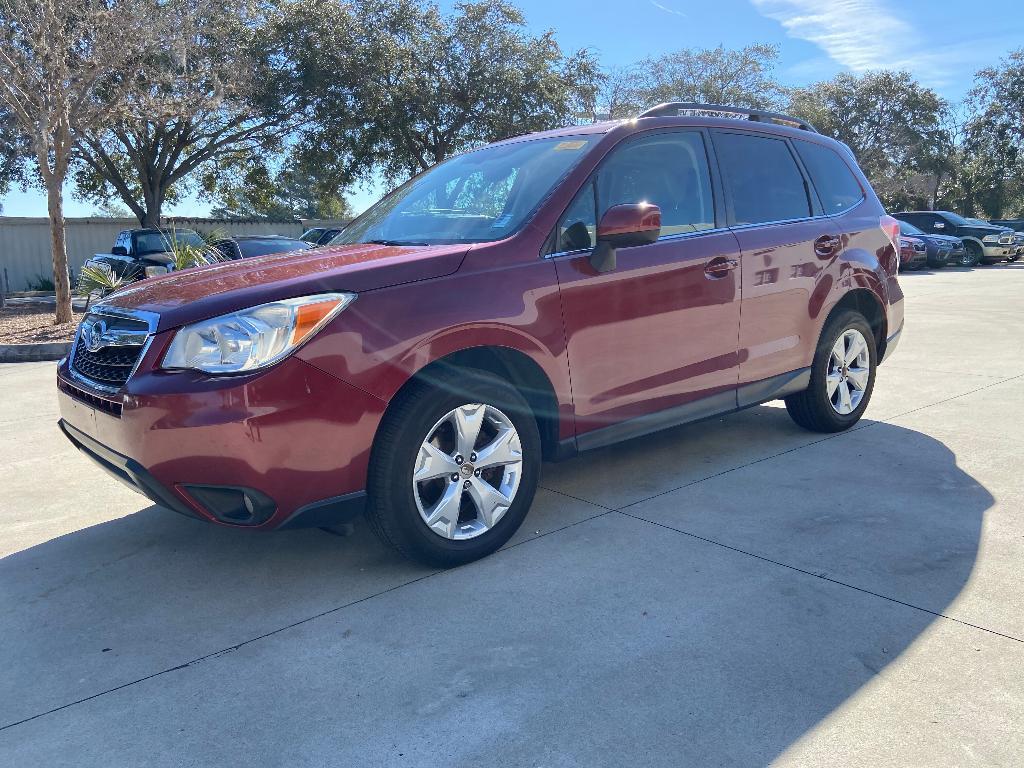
<box><xmin>814</xmin><ymin>234</ymin><xmax>842</xmax><ymax>257</ymax></box>
<box><xmin>704</xmin><ymin>256</ymin><xmax>739</xmax><ymax>279</ymax></box>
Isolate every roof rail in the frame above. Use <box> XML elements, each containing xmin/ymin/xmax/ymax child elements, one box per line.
<box><xmin>638</xmin><ymin>102</ymin><xmax>818</xmax><ymax>133</ymax></box>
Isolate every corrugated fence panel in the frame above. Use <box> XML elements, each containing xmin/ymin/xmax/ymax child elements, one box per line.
<box><xmin>0</xmin><ymin>218</ymin><xmax>345</xmax><ymax>292</ymax></box>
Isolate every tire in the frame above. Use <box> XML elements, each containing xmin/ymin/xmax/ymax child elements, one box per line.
<box><xmin>365</xmin><ymin>368</ymin><xmax>541</xmax><ymax>567</ymax></box>
<box><xmin>962</xmin><ymin>241</ymin><xmax>982</xmax><ymax>267</ymax></box>
<box><xmin>785</xmin><ymin>310</ymin><xmax>877</xmax><ymax>433</ymax></box>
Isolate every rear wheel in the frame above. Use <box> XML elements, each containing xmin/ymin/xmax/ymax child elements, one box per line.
<box><xmin>366</xmin><ymin>369</ymin><xmax>540</xmax><ymax>567</ymax></box>
<box><xmin>785</xmin><ymin>310</ymin><xmax>876</xmax><ymax>433</ymax></box>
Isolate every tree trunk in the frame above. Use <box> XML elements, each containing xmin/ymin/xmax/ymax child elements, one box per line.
<box><xmin>46</xmin><ymin>181</ymin><xmax>74</xmax><ymax>324</ymax></box>
<box><xmin>140</xmin><ymin>176</ymin><xmax>162</xmax><ymax>227</ymax></box>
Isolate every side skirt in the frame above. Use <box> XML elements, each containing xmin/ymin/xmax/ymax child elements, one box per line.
<box><xmin>552</xmin><ymin>367</ymin><xmax>811</xmax><ymax>459</ymax></box>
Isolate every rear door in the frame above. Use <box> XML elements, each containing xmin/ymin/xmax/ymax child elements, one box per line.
<box><xmin>711</xmin><ymin>130</ymin><xmax>830</xmax><ymax>398</ymax></box>
<box><xmin>552</xmin><ymin>129</ymin><xmax>743</xmax><ymax>442</ymax></box>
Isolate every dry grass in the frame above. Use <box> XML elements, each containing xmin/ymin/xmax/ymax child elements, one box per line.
<box><xmin>0</xmin><ymin>306</ymin><xmax>82</xmax><ymax>344</ymax></box>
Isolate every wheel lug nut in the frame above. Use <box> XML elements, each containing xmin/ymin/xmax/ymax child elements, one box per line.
<box><xmin>451</xmin><ymin>474</ymin><xmax>459</xmax><ymax>482</ymax></box>
<box><xmin>470</xmin><ymin>453</ymin><xmax>477</xmax><ymax>462</ymax></box>
<box><xmin>454</xmin><ymin>455</ymin><xmax>463</xmax><ymax>465</ymax></box>
<box><xmin>474</xmin><ymin>468</ymin><xmax>481</xmax><ymax>477</ymax></box>
<box><xmin>463</xmin><ymin>480</ymin><xmax>471</xmax><ymax>489</ymax></box>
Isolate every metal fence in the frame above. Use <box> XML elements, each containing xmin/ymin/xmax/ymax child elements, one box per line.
<box><xmin>0</xmin><ymin>217</ymin><xmax>349</xmax><ymax>292</ymax></box>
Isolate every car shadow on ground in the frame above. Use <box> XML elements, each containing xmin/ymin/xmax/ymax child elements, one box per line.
<box><xmin>0</xmin><ymin>409</ymin><xmax>994</xmax><ymax>764</ymax></box>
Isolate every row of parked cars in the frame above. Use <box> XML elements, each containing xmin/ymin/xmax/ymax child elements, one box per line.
<box><xmin>893</xmin><ymin>211</ymin><xmax>1023</xmax><ymax>270</ymax></box>
<box><xmin>82</xmin><ymin>227</ymin><xmax>347</xmax><ymax>282</ymax></box>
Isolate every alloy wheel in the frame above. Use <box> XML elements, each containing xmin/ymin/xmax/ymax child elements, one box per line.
<box><xmin>412</xmin><ymin>403</ymin><xmax>523</xmax><ymax>540</ymax></box>
<box><xmin>826</xmin><ymin>329</ymin><xmax>870</xmax><ymax>415</ymax></box>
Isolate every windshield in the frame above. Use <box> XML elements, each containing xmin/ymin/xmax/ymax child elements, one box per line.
<box><xmin>898</xmin><ymin>220</ymin><xmax>924</xmax><ymax>235</ymax></box>
<box><xmin>238</xmin><ymin>239</ymin><xmax>310</xmax><ymax>258</ymax></box>
<box><xmin>336</xmin><ymin>136</ymin><xmax>597</xmax><ymax>246</ymax></box>
<box><xmin>136</xmin><ymin>230</ymin><xmax>205</xmax><ymax>256</ymax></box>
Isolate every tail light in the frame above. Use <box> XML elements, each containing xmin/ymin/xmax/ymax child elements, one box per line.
<box><xmin>880</xmin><ymin>215</ymin><xmax>901</xmax><ymax>274</ymax></box>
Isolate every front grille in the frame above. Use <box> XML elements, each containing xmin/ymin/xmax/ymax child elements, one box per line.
<box><xmin>69</xmin><ymin>310</ymin><xmax>152</xmax><ymax>390</ymax></box>
<box><xmin>71</xmin><ymin>345</ymin><xmax>144</xmax><ymax>388</ymax></box>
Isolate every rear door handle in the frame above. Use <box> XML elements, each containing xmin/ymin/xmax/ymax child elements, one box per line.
<box><xmin>814</xmin><ymin>234</ymin><xmax>842</xmax><ymax>257</ymax></box>
<box><xmin>704</xmin><ymin>256</ymin><xmax>739</xmax><ymax>279</ymax></box>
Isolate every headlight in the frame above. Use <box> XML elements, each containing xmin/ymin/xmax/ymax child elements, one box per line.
<box><xmin>161</xmin><ymin>292</ymin><xmax>356</xmax><ymax>373</ymax></box>
<box><xmin>982</xmin><ymin>234</ymin><xmax>999</xmax><ymax>243</ymax></box>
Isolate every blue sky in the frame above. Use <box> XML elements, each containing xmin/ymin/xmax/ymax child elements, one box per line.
<box><xmin>3</xmin><ymin>0</ymin><xmax>1022</xmax><ymax>218</ymax></box>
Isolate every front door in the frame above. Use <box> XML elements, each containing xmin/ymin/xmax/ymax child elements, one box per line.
<box><xmin>552</xmin><ymin>130</ymin><xmax>742</xmax><ymax>445</ymax></box>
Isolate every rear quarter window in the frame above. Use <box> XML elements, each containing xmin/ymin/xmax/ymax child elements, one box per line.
<box><xmin>793</xmin><ymin>140</ymin><xmax>864</xmax><ymax>214</ymax></box>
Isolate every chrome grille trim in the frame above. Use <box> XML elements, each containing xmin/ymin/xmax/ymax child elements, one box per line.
<box><xmin>68</xmin><ymin>306</ymin><xmax>160</xmax><ymax>393</ymax></box>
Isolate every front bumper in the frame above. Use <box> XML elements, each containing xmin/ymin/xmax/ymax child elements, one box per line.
<box><xmin>57</xmin><ymin>353</ymin><xmax>386</xmax><ymax>529</ymax></box>
<box><xmin>981</xmin><ymin>244</ymin><xmax>1013</xmax><ymax>261</ymax></box>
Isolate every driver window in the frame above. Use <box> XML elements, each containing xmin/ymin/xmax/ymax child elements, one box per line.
<box><xmin>596</xmin><ymin>132</ymin><xmax>714</xmax><ymax>237</ymax></box>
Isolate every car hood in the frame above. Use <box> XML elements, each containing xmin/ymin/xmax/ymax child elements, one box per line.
<box><xmin>99</xmin><ymin>242</ymin><xmax>470</xmax><ymax>332</ymax></box>
<box><xmin>960</xmin><ymin>225</ymin><xmax>1008</xmax><ymax>238</ymax></box>
<box><xmin>921</xmin><ymin>234</ymin><xmax>963</xmax><ymax>246</ymax></box>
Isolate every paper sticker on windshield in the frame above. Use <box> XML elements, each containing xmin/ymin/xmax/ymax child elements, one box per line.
<box><xmin>554</xmin><ymin>140</ymin><xmax>587</xmax><ymax>151</ymax></box>
<box><xmin>491</xmin><ymin>214</ymin><xmax>513</xmax><ymax>228</ymax></box>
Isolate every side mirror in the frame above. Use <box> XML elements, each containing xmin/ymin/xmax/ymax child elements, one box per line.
<box><xmin>589</xmin><ymin>203</ymin><xmax>662</xmax><ymax>273</ymax></box>
<box><xmin>111</xmin><ymin>245</ymin><xmax>128</xmax><ymax>256</ymax></box>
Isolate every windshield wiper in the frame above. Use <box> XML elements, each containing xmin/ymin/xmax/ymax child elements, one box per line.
<box><xmin>360</xmin><ymin>239</ymin><xmax>429</xmax><ymax>246</ymax></box>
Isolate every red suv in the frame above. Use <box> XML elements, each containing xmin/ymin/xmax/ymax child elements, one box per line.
<box><xmin>57</xmin><ymin>103</ymin><xmax>905</xmax><ymax>566</ymax></box>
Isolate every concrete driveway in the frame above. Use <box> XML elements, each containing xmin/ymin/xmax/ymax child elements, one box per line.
<box><xmin>2</xmin><ymin>265</ymin><xmax>1023</xmax><ymax>766</ymax></box>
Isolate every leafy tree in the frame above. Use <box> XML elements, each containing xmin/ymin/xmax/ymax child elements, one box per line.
<box><xmin>0</xmin><ymin>103</ymin><xmax>28</xmax><ymax>210</ymax></box>
<box><xmin>207</xmin><ymin>156</ymin><xmax>352</xmax><ymax>220</ymax></box>
<box><xmin>604</xmin><ymin>44</ymin><xmax>785</xmax><ymax>118</ymax></box>
<box><xmin>299</xmin><ymin>0</ymin><xmax>602</xmax><ymax>186</ymax></box>
<box><xmin>788</xmin><ymin>71</ymin><xmax>946</xmax><ymax>211</ymax></box>
<box><xmin>959</xmin><ymin>49</ymin><xmax>1024</xmax><ymax>217</ymax></box>
<box><xmin>73</xmin><ymin>0</ymin><xmax>310</xmax><ymax>227</ymax></box>
<box><xmin>0</xmin><ymin>0</ymin><xmax>162</xmax><ymax>322</ymax></box>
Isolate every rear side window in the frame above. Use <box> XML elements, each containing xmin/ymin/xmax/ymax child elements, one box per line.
<box><xmin>793</xmin><ymin>140</ymin><xmax>863</xmax><ymax>214</ymax></box>
<box><xmin>714</xmin><ymin>132</ymin><xmax>811</xmax><ymax>225</ymax></box>
<box><xmin>596</xmin><ymin>131</ymin><xmax>715</xmax><ymax>237</ymax></box>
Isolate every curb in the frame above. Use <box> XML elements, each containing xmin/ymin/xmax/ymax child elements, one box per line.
<box><xmin>0</xmin><ymin>341</ymin><xmax>73</xmax><ymax>363</ymax></box>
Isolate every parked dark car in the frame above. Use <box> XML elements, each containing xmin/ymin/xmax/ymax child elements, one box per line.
<box><xmin>990</xmin><ymin>218</ymin><xmax>1024</xmax><ymax>231</ymax></box>
<box><xmin>84</xmin><ymin>228</ymin><xmax>208</xmax><ymax>281</ymax></box>
<box><xmin>58</xmin><ymin>102</ymin><xmax>904</xmax><ymax>567</ymax></box>
<box><xmin>212</xmin><ymin>235</ymin><xmax>312</xmax><ymax>260</ymax></box>
<box><xmin>299</xmin><ymin>227</ymin><xmax>345</xmax><ymax>246</ymax></box>
<box><xmin>893</xmin><ymin>211</ymin><xmax>1014</xmax><ymax>265</ymax></box>
<box><xmin>897</xmin><ymin>219</ymin><xmax>963</xmax><ymax>268</ymax></box>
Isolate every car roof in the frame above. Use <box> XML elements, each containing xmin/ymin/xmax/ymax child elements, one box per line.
<box><xmin>489</xmin><ymin>113</ymin><xmax>848</xmax><ymax>154</ymax></box>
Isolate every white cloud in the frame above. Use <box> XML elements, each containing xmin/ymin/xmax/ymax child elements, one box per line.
<box><xmin>751</xmin><ymin>0</ymin><xmax>912</xmax><ymax>72</ymax></box>
<box><xmin>650</xmin><ymin>0</ymin><xmax>687</xmax><ymax>18</ymax></box>
<box><xmin>752</xmin><ymin>0</ymin><xmax>1020</xmax><ymax>93</ymax></box>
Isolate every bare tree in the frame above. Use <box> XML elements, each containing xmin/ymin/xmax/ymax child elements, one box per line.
<box><xmin>0</xmin><ymin>0</ymin><xmax>158</xmax><ymax>322</ymax></box>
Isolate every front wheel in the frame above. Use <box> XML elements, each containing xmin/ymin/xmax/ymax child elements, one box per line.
<box><xmin>962</xmin><ymin>241</ymin><xmax>982</xmax><ymax>266</ymax></box>
<box><xmin>785</xmin><ymin>310</ymin><xmax>877</xmax><ymax>433</ymax></box>
<box><xmin>365</xmin><ymin>369</ymin><xmax>541</xmax><ymax>567</ymax></box>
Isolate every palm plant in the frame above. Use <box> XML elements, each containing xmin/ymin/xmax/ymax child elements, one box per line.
<box><xmin>78</xmin><ymin>264</ymin><xmax>137</xmax><ymax>310</ymax></box>
<box><xmin>163</xmin><ymin>226</ymin><xmax>224</xmax><ymax>270</ymax></box>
